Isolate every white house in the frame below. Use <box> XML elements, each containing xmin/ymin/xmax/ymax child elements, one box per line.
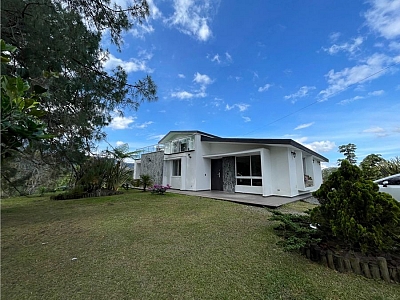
<box><xmin>134</xmin><ymin>130</ymin><xmax>329</xmax><ymax>198</ymax></box>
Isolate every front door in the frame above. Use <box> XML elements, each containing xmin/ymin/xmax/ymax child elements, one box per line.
<box><xmin>211</xmin><ymin>159</ymin><xmax>223</xmax><ymax>191</ymax></box>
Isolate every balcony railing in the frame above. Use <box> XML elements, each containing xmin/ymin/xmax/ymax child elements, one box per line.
<box><xmin>133</xmin><ymin>144</ymin><xmax>164</xmax><ymax>159</ymax></box>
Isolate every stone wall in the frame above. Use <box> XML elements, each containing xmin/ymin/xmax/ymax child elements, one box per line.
<box><xmin>141</xmin><ymin>151</ymin><xmax>164</xmax><ymax>185</ymax></box>
<box><xmin>222</xmin><ymin>156</ymin><xmax>235</xmax><ymax>193</ymax></box>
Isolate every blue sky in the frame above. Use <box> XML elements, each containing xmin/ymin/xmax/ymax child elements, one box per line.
<box><xmin>100</xmin><ymin>0</ymin><xmax>400</xmax><ymax>167</ymax></box>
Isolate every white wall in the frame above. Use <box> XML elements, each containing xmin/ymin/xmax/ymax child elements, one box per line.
<box><xmin>194</xmin><ymin>134</ymin><xmax>211</xmax><ymax>190</ymax></box>
<box><xmin>312</xmin><ymin>159</ymin><xmax>323</xmax><ymax>190</ymax></box>
<box><xmin>295</xmin><ymin>151</ymin><xmax>306</xmax><ymax>191</ymax></box>
<box><xmin>269</xmin><ymin>147</ymin><xmax>292</xmax><ymax>196</ymax></box>
<box><xmin>261</xmin><ymin>148</ymin><xmax>272</xmax><ymax>196</ymax></box>
<box><xmin>133</xmin><ymin>161</ymin><xmax>141</xmax><ymax>179</ymax></box>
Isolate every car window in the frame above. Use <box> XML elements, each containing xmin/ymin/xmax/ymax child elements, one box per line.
<box><xmin>387</xmin><ymin>175</ymin><xmax>400</xmax><ymax>185</ymax></box>
<box><xmin>377</xmin><ymin>175</ymin><xmax>400</xmax><ymax>185</ymax></box>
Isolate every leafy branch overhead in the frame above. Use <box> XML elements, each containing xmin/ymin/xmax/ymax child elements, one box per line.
<box><xmin>1</xmin><ymin>39</ymin><xmax>53</xmax><ymax>162</ymax></box>
<box><xmin>1</xmin><ymin>0</ymin><xmax>157</xmax><ymax>168</ymax></box>
<box><xmin>1</xmin><ymin>0</ymin><xmax>158</xmax><ymax>195</ymax></box>
<box><xmin>62</xmin><ymin>0</ymin><xmax>150</xmax><ymax>49</ymax></box>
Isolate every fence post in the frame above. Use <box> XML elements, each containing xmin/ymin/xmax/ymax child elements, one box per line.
<box><xmin>377</xmin><ymin>257</ymin><xmax>390</xmax><ymax>282</ymax></box>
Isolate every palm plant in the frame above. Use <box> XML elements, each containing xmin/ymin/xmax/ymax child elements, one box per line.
<box><xmin>139</xmin><ymin>174</ymin><xmax>153</xmax><ymax>192</ymax></box>
<box><xmin>104</xmin><ymin>143</ymin><xmax>138</xmax><ymax>190</ymax></box>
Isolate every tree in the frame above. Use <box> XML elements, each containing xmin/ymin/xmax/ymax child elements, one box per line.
<box><xmin>321</xmin><ymin>167</ymin><xmax>338</xmax><ymax>182</ymax></box>
<box><xmin>311</xmin><ymin>160</ymin><xmax>400</xmax><ymax>254</ymax></box>
<box><xmin>378</xmin><ymin>156</ymin><xmax>400</xmax><ymax>177</ymax></box>
<box><xmin>337</xmin><ymin>143</ymin><xmax>357</xmax><ymax>165</ymax></box>
<box><xmin>359</xmin><ymin>154</ymin><xmax>385</xmax><ymax>180</ymax></box>
<box><xmin>104</xmin><ymin>143</ymin><xmax>137</xmax><ymax>190</ymax></box>
<box><xmin>1</xmin><ymin>0</ymin><xmax>157</xmax><ymax>189</ymax></box>
<box><xmin>60</xmin><ymin>0</ymin><xmax>150</xmax><ymax>48</ymax></box>
<box><xmin>1</xmin><ymin>40</ymin><xmax>52</xmax><ymax>162</ymax></box>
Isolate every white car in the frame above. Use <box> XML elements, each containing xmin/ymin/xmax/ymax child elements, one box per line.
<box><xmin>373</xmin><ymin>174</ymin><xmax>400</xmax><ymax>202</ymax></box>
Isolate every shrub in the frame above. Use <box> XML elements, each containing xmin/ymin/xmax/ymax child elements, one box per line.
<box><xmin>150</xmin><ymin>184</ymin><xmax>171</xmax><ymax>195</ymax></box>
<box><xmin>311</xmin><ymin>160</ymin><xmax>400</xmax><ymax>254</ymax></box>
<box><xmin>139</xmin><ymin>174</ymin><xmax>153</xmax><ymax>192</ymax></box>
<box><xmin>271</xmin><ymin>210</ymin><xmax>321</xmax><ymax>251</ymax></box>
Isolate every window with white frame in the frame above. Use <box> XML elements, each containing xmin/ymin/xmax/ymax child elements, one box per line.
<box><xmin>236</xmin><ymin>155</ymin><xmax>262</xmax><ymax>186</ymax></box>
<box><xmin>172</xmin><ymin>159</ymin><xmax>181</xmax><ymax>176</ymax></box>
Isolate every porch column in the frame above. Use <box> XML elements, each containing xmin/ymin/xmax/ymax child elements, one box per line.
<box><xmin>261</xmin><ymin>148</ymin><xmax>272</xmax><ymax>196</ymax></box>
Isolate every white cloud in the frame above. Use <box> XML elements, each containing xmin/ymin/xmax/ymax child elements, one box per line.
<box><xmin>171</xmin><ymin>72</ymin><xmax>213</xmax><ymax>99</ymax></box>
<box><xmin>211</xmin><ymin>54</ymin><xmax>220</xmax><ymax>63</ymax></box>
<box><xmin>258</xmin><ymin>83</ymin><xmax>272</xmax><ymax>92</ymax></box>
<box><xmin>225</xmin><ymin>103</ymin><xmax>250</xmax><ymax>112</ymax></box>
<box><xmin>294</xmin><ymin>122</ymin><xmax>314</xmax><ymax>130</ymax></box>
<box><xmin>318</xmin><ymin>53</ymin><xmax>395</xmax><ymax>100</ymax></box>
<box><xmin>295</xmin><ymin>136</ymin><xmax>336</xmax><ymax>152</ymax></box>
<box><xmin>147</xmin><ymin>0</ymin><xmax>162</xmax><ymax>19</ymax></box>
<box><xmin>129</xmin><ymin>23</ymin><xmax>155</xmax><ymax>38</ymax></box>
<box><xmin>166</xmin><ymin>0</ymin><xmax>215</xmax><ymax>41</ymax></box>
<box><xmin>116</xmin><ymin>141</ymin><xmax>125</xmax><ymax>146</ymax></box>
<box><xmin>323</xmin><ymin>36</ymin><xmax>364</xmax><ymax>55</ymax></box>
<box><xmin>363</xmin><ymin>126</ymin><xmax>388</xmax><ymax>137</ymax></box>
<box><xmin>337</xmin><ymin>95</ymin><xmax>364</xmax><ymax>105</ymax></box>
<box><xmin>210</xmin><ymin>97</ymin><xmax>224</xmax><ymax>107</ymax></box>
<box><xmin>363</xmin><ymin>126</ymin><xmax>385</xmax><ymax>133</ymax></box>
<box><xmin>368</xmin><ymin>89</ymin><xmax>384</xmax><ymax>96</ymax></box>
<box><xmin>171</xmin><ymin>91</ymin><xmax>195</xmax><ymax>99</ymax></box>
<box><xmin>148</xmin><ymin>134</ymin><xmax>166</xmax><ymax>141</ymax></box>
<box><xmin>389</xmin><ymin>41</ymin><xmax>400</xmax><ymax>51</ymax></box>
<box><xmin>284</xmin><ymin>86</ymin><xmax>316</xmax><ymax>103</ymax></box>
<box><xmin>135</xmin><ymin>121</ymin><xmax>154</xmax><ymax>129</ymax></box>
<box><xmin>283</xmin><ymin>69</ymin><xmax>292</xmax><ymax>77</ymax></box>
<box><xmin>242</xmin><ymin>116</ymin><xmax>251</xmax><ymax>122</ymax></box>
<box><xmin>329</xmin><ymin>32</ymin><xmax>341</xmax><ymax>42</ymax></box>
<box><xmin>178</xmin><ymin>73</ymin><xmax>186</xmax><ymax>78</ymax></box>
<box><xmin>103</xmin><ymin>53</ymin><xmax>153</xmax><ymax>73</ymax></box>
<box><xmin>228</xmin><ymin>75</ymin><xmax>242</xmax><ymax>81</ymax></box>
<box><xmin>127</xmin><ymin>0</ymin><xmax>161</xmax><ymax>38</ymax></box>
<box><xmin>193</xmin><ymin>72</ymin><xmax>212</xmax><ymax>85</ymax></box>
<box><xmin>109</xmin><ymin>115</ymin><xmax>136</xmax><ymax>130</ymax></box>
<box><xmin>294</xmin><ymin>136</ymin><xmax>308</xmax><ymax>144</ymax></box>
<box><xmin>364</xmin><ymin>0</ymin><xmax>400</xmax><ymax>39</ymax></box>
<box><xmin>207</xmin><ymin>52</ymin><xmax>232</xmax><ymax>64</ymax></box>
<box><xmin>306</xmin><ymin>141</ymin><xmax>337</xmax><ymax>153</ymax></box>
<box><xmin>363</xmin><ymin>126</ymin><xmax>390</xmax><ymax>137</ymax></box>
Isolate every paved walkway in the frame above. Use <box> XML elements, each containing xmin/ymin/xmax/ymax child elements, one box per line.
<box><xmin>169</xmin><ymin>190</ymin><xmax>312</xmax><ymax>208</ymax></box>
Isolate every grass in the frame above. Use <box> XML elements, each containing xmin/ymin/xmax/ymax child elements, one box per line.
<box><xmin>2</xmin><ymin>190</ymin><xmax>399</xmax><ymax>299</ymax></box>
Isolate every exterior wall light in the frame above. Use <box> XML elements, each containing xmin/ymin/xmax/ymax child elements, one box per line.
<box><xmin>291</xmin><ymin>151</ymin><xmax>296</xmax><ymax>158</ymax></box>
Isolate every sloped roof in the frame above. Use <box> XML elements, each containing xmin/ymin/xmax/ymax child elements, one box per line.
<box><xmin>201</xmin><ymin>135</ymin><xmax>329</xmax><ymax>162</ymax></box>
<box><xmin>158</xmin><ymin>130</ymin><xmax>220</xmax><ymax>143</ymax></box>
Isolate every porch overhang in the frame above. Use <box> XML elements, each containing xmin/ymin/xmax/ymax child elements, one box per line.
<box><xmin>202</xmin><ymin>148</ymin><xmax>265</xmax><ymax>159</ymax></box>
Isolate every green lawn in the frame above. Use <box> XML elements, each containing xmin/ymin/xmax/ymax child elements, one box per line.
<box><xmin>2</xmin><ymin>190</ymin><xmax>399</xmax><ymax>299</ymax></box>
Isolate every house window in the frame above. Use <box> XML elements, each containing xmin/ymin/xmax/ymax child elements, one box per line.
<box><xmin>172</xmin><ymin>159</ymin><xmax>181</xmax><ymax>176</ymax></box>
<box><xmin>165</xmin><ymin>135</ymin><xmax>195</xmax><ymax>154</ymax></box>
<box><xmin>236</xmin><ymin>156</ymin><xmax>250</xmax><ymax>176</ymax></box>
<box><xmin>180</xmin><ymin>139</ymin><xmax>188</xmax><ymax>152</ymax></box>
<box><xmin>236</xmin><ymin>155</ymin><xmax>262</xmax><ymax>186</ymax></box>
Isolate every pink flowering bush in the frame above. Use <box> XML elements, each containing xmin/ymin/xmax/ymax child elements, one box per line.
<box><xmin>150</xmin><ymin>184</ymin><xmax>171</xmax><ymax>195</ymax></box>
